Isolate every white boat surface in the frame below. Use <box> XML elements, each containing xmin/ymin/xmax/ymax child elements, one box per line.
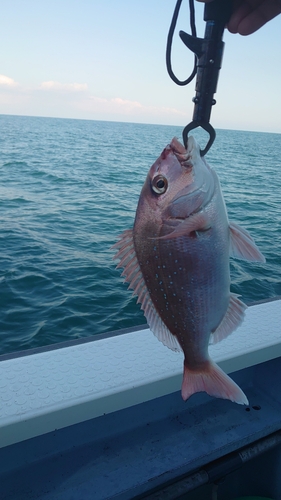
<box><xmin>0</xmin><ymin>297</ymin><xmax>281</xmax><ymax>499</ymax></box>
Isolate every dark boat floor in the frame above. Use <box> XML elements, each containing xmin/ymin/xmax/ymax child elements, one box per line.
<box><xmin>1</xmin><ymin>357</ymin><xmax>281</xmax><ymax>500</ymax></box>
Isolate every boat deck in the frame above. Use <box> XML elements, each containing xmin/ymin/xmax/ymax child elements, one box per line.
<box><xmin>0</xmin><ymin>298</ymin><xmax>281</xmax><ymax>499</ymax></box>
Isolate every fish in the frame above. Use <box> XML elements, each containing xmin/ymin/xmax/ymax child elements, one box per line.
<box><xmin>113</xmin><ymin>137</ymin><xmax>265</xmax><ymax>405</ymax></box>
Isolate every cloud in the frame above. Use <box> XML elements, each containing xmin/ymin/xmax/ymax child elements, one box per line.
<box><xmin>0</xmin><ymin>76</ymin><xmax>186</xmax><ymax>125</ymax></box>
<box><xmin>111</xmin><ymin>97</ymin><xmax>142</xmax><ymax>109</ymax></box>
<box><xmin>0</xmin><ymin>74</ymin><xmax>18</xmax><ymax>87</ymax></box>
<box><xmin>40</xmin><ymin>81</ymin><xmax>88</xmax><ymax>92</ymax></box>
<box><xmin>88</xmin><ymin>95</ymin><xmax>185</xmax><ymax>118</ymax></box>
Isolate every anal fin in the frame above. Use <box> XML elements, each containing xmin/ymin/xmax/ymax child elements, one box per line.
<box><xmin>210</xmin><ymin>293</ymin><xmax>247</xmax><ymax>345</ymax></box>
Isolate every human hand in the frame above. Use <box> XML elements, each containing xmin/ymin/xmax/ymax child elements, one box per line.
<box><xmin>197</xmin><ymin>0</ymin><xmax>281</xmax><ymax>35</ymax></box>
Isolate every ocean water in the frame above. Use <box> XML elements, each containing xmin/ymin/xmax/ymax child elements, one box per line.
<box><xmin>0</xmin><ymin>114</ymin><xmax>280</xmax><ymax>356</ymax></box>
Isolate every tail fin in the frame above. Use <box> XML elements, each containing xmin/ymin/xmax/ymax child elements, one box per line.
<box><xmin>181</xmin><ymin>360</ymin><xmax>248</xmax><ymax>405</ymax></box>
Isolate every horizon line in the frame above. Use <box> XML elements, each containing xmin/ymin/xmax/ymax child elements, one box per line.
<box><xmin>0</xmin><ymin>112</ymin><xmax>280</xmax><ymax>136</ymax></box>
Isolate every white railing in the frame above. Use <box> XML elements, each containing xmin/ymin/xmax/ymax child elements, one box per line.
<box><xmin>0</xmin><ymin>299</ymin><xmax>280</xmax><ymax>448</ymax></box>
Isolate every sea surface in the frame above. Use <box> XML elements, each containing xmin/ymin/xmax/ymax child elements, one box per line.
<box><xmin>0</xmin><ymin>115</ymin><xmax>280</xmax><ymax>356</ymax></box>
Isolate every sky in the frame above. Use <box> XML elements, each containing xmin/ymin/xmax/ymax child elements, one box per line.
<box><xmin>0</xmin><ymin>0</ymin><xmax>280</xmax><ymax>133</ymax></box>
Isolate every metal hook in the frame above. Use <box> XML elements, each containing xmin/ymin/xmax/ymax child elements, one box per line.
<box><xmin>182</xmin><ymin>121</ymin><xmax>216</xmax><ymax>156</ymax></box>
<box><xmin>167</xmin><ymin>0</ymin><xmax>232</xmax><ymax>155</ymax></box>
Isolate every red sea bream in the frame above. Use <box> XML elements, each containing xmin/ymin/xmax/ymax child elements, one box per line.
<box><xmin>113</xmin><ymin>137</ymin><xmax>265</xmax><ymax>405</ymax></box>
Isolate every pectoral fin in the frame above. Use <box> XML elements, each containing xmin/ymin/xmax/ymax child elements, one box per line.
<box><xmin>229</xmin><ymin>221</ymin><xmax>265</xmax><ymax>262</ymax></box>
<box><xmin>157</xmin><ymin>211</ymin><xmax>211</xmax><ymax>240</ymax></box>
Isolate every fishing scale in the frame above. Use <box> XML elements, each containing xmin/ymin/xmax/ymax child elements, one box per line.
<box><xmin>166</xmin><ymin>0</ymin><xmax>232</xmax><ymax>156</ymax></box>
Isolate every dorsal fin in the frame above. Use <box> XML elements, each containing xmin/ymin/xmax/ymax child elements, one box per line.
<box><xmin>113</xmin><ymin>230</ymin><xmax>182</xmax><ymax>353</ymax></box>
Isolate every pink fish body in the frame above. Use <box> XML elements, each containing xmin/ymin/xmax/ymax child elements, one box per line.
<box><xmin>113</xmin><ymin>137</ymin><xmax>265</xmax><ymax>405</ymax></box>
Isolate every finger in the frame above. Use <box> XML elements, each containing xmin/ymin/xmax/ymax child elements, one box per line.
<box><xmin>228</xmin><ymin>0</ymin><xmax>281</xmax><ymax>35</ymax></box>
<box><xmin>227</xmin><ymin>1</ymin><xmax>253</xmax><ymax>33</ymax></box>
<box><xmin>238</xmin><ymin>0</ymin><xmax>281</xmax><ymax>35</ymax></box>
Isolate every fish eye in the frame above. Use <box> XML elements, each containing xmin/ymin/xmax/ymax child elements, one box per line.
<box><xmin>152</xmin><ymin>175</ymin><xmax>168</xmax><ymax>194</ymax></box>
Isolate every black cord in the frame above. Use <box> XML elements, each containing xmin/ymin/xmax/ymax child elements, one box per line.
<box><xmin>166</xmin><ymin>0</ymin><xmax>197</xmax><ymax>86</ymax></box>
